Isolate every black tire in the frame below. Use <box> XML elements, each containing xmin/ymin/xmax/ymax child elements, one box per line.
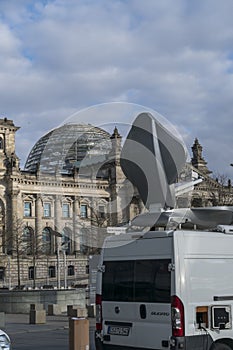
<box><xmin>95</xmin><ymin>331</ymin><xmax>104</xmax><ymax>350</ymax></box>
<box><xmin>211</xmin><ymin>343</ymin><xmax>232</xmax><ymax>350</ymax></box>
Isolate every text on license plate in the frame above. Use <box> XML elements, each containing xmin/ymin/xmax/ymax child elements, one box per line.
<box><xmin>108</xmin><ymin>326</ymin><xmax>130</xmax><ymax>336</ymax></box>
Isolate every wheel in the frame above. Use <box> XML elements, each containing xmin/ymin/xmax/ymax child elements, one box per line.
<box><xmin>211</xmin><ymin>343</ymin><xmax>232</xmax><ymax>350</ymax></box>
<box><xmin>95</xmin><ymin>331</ymin><xmax>104</xmax><ymax>350</ymax></box>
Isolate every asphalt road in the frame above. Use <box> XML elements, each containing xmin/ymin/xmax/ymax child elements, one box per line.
<box><xmin>5</xmin><ymin>313</ymin><xmax>95</xmax><ymax>350</ymax></box>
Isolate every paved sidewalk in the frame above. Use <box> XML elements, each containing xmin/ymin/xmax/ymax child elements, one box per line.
<box><xmin>4</xmin><ymin>313</ymin><xmax>95</xmax><ymax>350</ymax></box>
<box><xmin>6</xmin><ymin>313</ymin><xmax>69</xmax><ymax>333</ymax></box>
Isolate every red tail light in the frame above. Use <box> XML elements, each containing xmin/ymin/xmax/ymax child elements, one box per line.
<box><xmin>171</xmin><ymin>295</ymin><xmax>185</xmax><ymax>337</ymax></box>
<box><xmin>96</xmin><ymin>294</ymin><xmax>102</xmax><ymax>331</ymax></box>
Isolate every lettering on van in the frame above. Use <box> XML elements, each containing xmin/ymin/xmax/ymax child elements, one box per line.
<box><xmin>151</xmin><ymin>311</ymin><xmax>170</xmax><ymax>316</ymax></box>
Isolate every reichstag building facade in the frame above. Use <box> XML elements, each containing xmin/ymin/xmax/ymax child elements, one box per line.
<box><xmin>0</xmin><ymin>117</ymin><xmax>232</xmax><ymax>288</ymax></box>
<box><xmin>0</xmin><ymin>118</ymin><xmax>144</xmax><ymax>288</ymax></box>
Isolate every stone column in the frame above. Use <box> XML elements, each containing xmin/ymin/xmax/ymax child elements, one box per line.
<box><xmin>6</xmin><ymin>188</ymin><xmax>20</xmax><ymax>253</ymax></box>
<box><xmin>35</xmin><ymin>195</ymin><xmax>43</xmax><ymax>244</ymax></box>
<box><xmin>73</xmin><ymin>197</ymin><xmax>80</xmax><ymax>253</ymax></box>
<box><xmin>54</xmin><ymin>196</ymin><xmax>62</xmax><ymax>288</ymax></box>
<box><xmin>54</xmin><ymin>195</ymin><xmax>62</xmax><ymax>232</ymax></box>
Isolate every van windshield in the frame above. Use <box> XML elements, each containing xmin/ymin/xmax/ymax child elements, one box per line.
<box><xmin>102</xmin><ymin>259</ymin><xmax>171</xmax><ymax>303</ymax></box>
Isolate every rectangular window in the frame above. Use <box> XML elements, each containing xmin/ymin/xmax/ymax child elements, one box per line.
<box><xmin>102</xmin><ymin>259</ymin><xmax>171</xmax><ymax>303</ymax></box>
<box><xmin>43</xmin><ymin>202</ymin><xmax>51</xmax><ymax>217</ymax></box>
<box><xmin>68</xmin><ymin>265</ymin><xmax>75</xmax><ymax>276</ymax></box>
<box><xmin>48</xmin><ymin>266</ymin><xmax>56</xmax><ymax>278</ymax></box>
<box><xmin>0</xmin><ymin>267</ymin><xmax>5</xmax><ymax>281</ymax></box>
<box><xmin>80</xmin><ymin>204</ymin><xmax>88</xmax><ymax>218</ymax></box>
<box><xmin>62</xmin><ymin>203</ymin><xmax>70</xmax><ymax>218</ymax></box>
<box><xmin>28</xmin><ymin>266</ymin><xmax>35</xmax><ymax>280</ymax></box>
<box><xmin>24</xmin><ymin>202</ymin><xmax>32</xmax><ymax>217</ymax></box>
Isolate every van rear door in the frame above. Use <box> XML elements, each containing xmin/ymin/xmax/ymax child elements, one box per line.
<box><xmin>102</xmin><ymin>258</ymin><xmax>172</xmax><ymax>349</ymax></box>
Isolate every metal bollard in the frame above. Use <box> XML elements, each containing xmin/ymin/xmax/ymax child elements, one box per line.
<box><xmin>48</xmin><ymin>304</ymin><xmax>61</xmax><ymax>316</ymax></box>
<box><xmin>29</xmin><ymin>309</ymin><xmax>46</xmax><ymax>324</ymax></box>
<box><xmin>69</xmin><ymin>317</ymin><xmax>89</xmax><ymax>350</ymax></box>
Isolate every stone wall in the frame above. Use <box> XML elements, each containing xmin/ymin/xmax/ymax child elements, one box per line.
<box><xmin>0</xmin><ymin>288</ymin><xmax>86</xmax><ymax>313</ymax></box>
<box><xmin>0</xmin><ymin>255</ymin><xmax>88</xmax><ymax>289</ymax></box>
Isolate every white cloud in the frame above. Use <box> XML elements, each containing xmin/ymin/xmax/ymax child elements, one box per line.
<box><xmin>0</xmin><ymin>0</ymin><xmax>232</xmax><ymax>178</ymax></box>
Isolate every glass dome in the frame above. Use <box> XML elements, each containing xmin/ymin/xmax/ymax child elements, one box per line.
<box><xmin>24</xmin><ymin>123</ymin><xmax>112</xmax><ymax>174</ymax></box>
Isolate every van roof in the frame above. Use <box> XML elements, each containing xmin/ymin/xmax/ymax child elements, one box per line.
<box><xmin>102</xmin><ymin>230</ymin><xmax>173</xmax><ymax>249</ymax></box>
<box><xmin>103</xmin><ymin>228</ymin><xmax>232</xmax><ymax>247</ymax></box>
<box><xmin>104</xmin><ymin>230</ymin><xmax>173</xmax><ymax>241</ymax></box>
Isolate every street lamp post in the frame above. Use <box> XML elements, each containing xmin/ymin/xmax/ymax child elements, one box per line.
<box><xmin>32</xmin><ymin>229</ymin><xmax>37</xmax><ymax>289</ymax></box>
<box><xmin>57</xmin><ymin>241</ymin><xmax>61</xmax><ymax>289</ymax></box>
<box><xmin>7</xmin><ymin>255</ymin><xmax>11</xmax><ymax>289</ymax></box>
<box><xmin>62</xmin><ymin>248</ymin><xmax>67</xmax><ymax>289</ymax></box>
<box><xmin>46</xmin><ymin>227</ymin><xmax>63</xmax><ymax>289</ymax></box>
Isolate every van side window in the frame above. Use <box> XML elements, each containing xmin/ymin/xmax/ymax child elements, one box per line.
<box><xmin>102</xmin><ymin>259</ymin><xmax>171</xmax><ymax>303</ymax></box>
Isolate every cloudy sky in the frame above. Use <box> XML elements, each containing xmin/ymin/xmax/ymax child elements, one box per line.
<box><xmin>0</xmin><ymin>0</ymin><xmax>233</xmax><ymax>179</ymax></box>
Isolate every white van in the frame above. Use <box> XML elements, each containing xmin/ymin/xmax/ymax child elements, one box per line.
<box><xmin>95</xmin><ymin>229</ymin><xmax>233</xmax><ymax>350</ymax></box>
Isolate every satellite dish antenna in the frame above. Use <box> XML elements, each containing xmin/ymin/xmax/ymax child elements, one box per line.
<box><xmin>120</xmin><ymin>112</ymin><xmax>233</xmax><ymax>230</ymax></box>
<box><xmin>120</xmin><ymin>112</ymin><xmax>187</xmax><ymax>211</ymax></box>
<box><xmin>131</xmin><ymin>206</ymin><xmax>233</xmax><ymax>229</ymax></box>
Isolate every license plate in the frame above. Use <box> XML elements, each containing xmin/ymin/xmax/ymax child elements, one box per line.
<box><xmin>108</xmin><ymin>325</ymin><xmax>130</xmax><ymax>336</ymax></box>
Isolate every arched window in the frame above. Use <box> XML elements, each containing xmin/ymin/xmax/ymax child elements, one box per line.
<box><xmin>0</xmin><ymin>267</ymin><xmax>5</xmax><ymax>280</ymax></box>
<box><xmin>42</xmin><ymin>227</ymin><xmax>52</xmax><ymax>254</ymax></box>
<box><xmin>98</xmin><ymin>205</ymin><xmax>106</xmax><ymax>219</ymax></box>
<box><xmin>23</xmin><ymin>226</ymin><xmax>33</xmax><ymax>255</ymax></box>
<box><xmin>28</xmin><ymin>266</ymin><xmax>35</xmax><ymax>280</ymax></box>
<box><xmin>62</xmin><ymin>227</ymin><xmax>71</xmax><ymax>254</ymax></box>
<box><xmin>0</xmin><ymin>200</ymin><xmax>5</xmax><ymax>254</ymax></box>
<box><xmin>0</xmin><ymin>137</ymin><xmax>4</xmax><ymax>150</ymax></box>
<box><xmin>80</xmin><ymin>227</ymin><xmax>88</xmax><ymax>254</ymax></box>
<box><xmin>48</xmin><ymin>266</ymin><xmax>56</xmax><ymax>278</ymax></box>
<box><xmin>68</xmin><ymin>265</ymin><xmax>75</xmax><ymax>276</ymax></box>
